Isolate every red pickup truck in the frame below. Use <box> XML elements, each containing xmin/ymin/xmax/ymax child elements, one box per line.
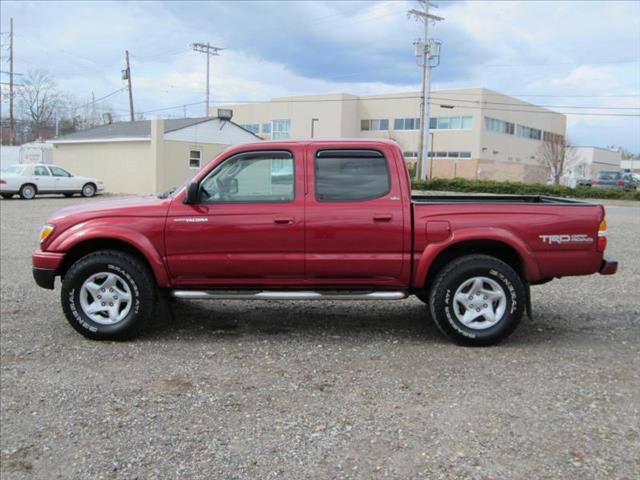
<box><xmin>33</xmin><ymin>139</ymin><xmax>617</xmax><ymax>346</ymax></box>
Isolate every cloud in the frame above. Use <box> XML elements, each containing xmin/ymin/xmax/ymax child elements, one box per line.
<box><xmin>1</xmin><ymin>0</ymin><xmax>639</xmax><ymax>150</ymax></box>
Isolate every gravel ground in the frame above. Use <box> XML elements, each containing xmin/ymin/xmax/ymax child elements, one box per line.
<box><xmin>1</xmin><ymin>196</ymin><xmax>639</xmax><ymax>479</ymax></box>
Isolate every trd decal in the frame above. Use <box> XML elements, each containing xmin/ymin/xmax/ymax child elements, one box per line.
<box><xmin>539</xmin><ymin>234</ymin><xmax>593</xmax><ymax>245</ymax></box>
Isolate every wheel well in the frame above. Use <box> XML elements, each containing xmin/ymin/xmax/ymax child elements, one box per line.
<box><xmin>22</xmin><ymin>183</ymin><xmax>37</xmax><ymax>193</ymax></box>
<box><xmin>57</xmin><ymin>238</ymin><xmax>153</xmax><ymax>280</ymax></box>
<box><xmin>423</xmin><ymin>240</ymin><xmax>525</xmax><ymax>293</ymax></box>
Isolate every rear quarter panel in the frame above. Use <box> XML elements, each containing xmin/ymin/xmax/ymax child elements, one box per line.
<box><xmin>412</xmin><ymin>202</ymin><xmax>604</xmax><ymax>287</ymax></box>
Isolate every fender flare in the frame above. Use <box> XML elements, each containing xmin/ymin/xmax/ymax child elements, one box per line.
<box><xmin>48</xmin><ymin>223</ymin><xmax>171</xmax><ymax>287</ymax></box>
<box><xmin>414</xmin><ymin>227</ymin><xmax>541</xmax><ymax>288</ymax></box>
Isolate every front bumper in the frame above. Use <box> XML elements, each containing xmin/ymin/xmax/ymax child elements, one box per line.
<box><xmin>599</xmin><ymin>258</ymin><xmax>618</xmax><ymax>275</ymax></box>
<box><xmin>33</xmin><ymin>267</ymin><xmax>56</xmax><ymax>289</ymax></box>
<box><xmin>32</xmin><ymin>250</ymin><xmax>64</xmax><ymax>289</ymax></box>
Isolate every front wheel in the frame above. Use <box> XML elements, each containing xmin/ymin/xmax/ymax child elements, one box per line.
<box><xmin>81</xmin><ymin>183</ymin><xmax>96</xmax><ymax>197</ymax></box>
<box><xmin>61</xmin><ymin>250</ymin><xmax>156</xmax><ymax>340</ymax></box>
<box><xmin>428</xmin><ymin>254</ymin><xmax>526</xmax><ymax>347</ymax></box>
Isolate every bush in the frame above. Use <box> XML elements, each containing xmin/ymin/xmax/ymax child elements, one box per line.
<box><xmin>411</xmin><ymin>178</ymin><xmax>640</xmax><ymax>201</ymax></box>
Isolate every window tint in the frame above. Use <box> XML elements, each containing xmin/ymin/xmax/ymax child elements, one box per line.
<box><xmin>315</xmin><ymin>150</ymin><xmax>390</xmax><ymax>202</ymax></box>
<box><xmin>49</xmin><ymin>166</ymin><xmax>71</xmax><ymax>177</ymax></box>
<box><xmin>34</xmin><ymin>166</ymin><xmax>50</xmax><ymax>176</ymax></box>
<box><xmin>200</xmin><ymin>151</ymin><xmax>294</xmax><ymax>203</ymax></box>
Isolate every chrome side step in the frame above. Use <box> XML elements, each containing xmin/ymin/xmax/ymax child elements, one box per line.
<box><xmin>171</xmin><ymin>290</ymin><xmax>408</xmax><ymax>301</ymax></box>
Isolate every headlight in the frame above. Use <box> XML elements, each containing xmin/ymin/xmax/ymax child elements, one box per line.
<box><xmin>39</xmin><ymin>224</ymin><xmax>55</xmax><ymax>243</ymax></box>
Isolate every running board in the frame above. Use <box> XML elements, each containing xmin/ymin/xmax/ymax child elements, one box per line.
<box><xmin>171</xmin><ymin>290</ymin><xmax>408</xmax><ymax>301</ymax></box>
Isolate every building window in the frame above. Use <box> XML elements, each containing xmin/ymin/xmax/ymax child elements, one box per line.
<box><xmin>429</xmin><ymin>116</ymin><xmax>473</xmax><ymax>130</ymax></box>
<box><xmin>403</xmin><ymin>151</ymin><xmax>418</xmax><ymax>158</ymax></box>
<box><xmin>428</xmin><ymin>151</ymin><xmax>472</xmax><ymax>158</ymax></box>
<box><xmin>272</xmin><ymin>119</ymin><xmax>291</xmax><ymax>139</ymax></box>
<box><xmin>394</xmin><ymin>118</ymin><xmax>420</xmax><ymax>130</ymax></box>
<box><xmin>484</xmin><ymin>117</ymin><xmax>515</xmax><ymax>135</ymax></box>
<box><xmin>543</xmin><ymin>131</ymin><xmax>564</xmax><ymax>143</ymax></box>
<box><xmin>360</xmin><ymin>119</ymin><xmax>389</xmax><ymax>131</ymax></box>
<box><xmin>261</xmin><ymin>123</ymin><xmax>272</xmax><ymax>134</ymax></box>
<box><xmin>241</xmin><ymin>124</ymin><xmax>260</xmax><ymax>134</ymax></box>
<box><xmin>516</xmin><ymin>124</ymin><xmax>542</xmax><ymax>140</ymax></box>
<box><xmin>189</xmin><ymin>150</ymin><xmax>202</xmax><ymax>169</ymax></box>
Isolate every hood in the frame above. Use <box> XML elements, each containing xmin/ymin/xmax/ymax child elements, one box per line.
<box><xmin>46</xmin><ymin>195</ymin><xmax>172</xmax><ymax>229</ymax></box>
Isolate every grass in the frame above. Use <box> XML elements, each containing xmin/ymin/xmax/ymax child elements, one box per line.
<box><xmin>411</xmin><ymin>177</ymin><xmax>640</xmax><ymax>201</ymax></box>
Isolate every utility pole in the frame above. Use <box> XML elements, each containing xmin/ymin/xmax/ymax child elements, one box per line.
<box><xmin>192</xmin><ymin>42</ymin><xmax>222</xmax><ymax>117</ymax></box>
<box><xmin>408</xmin><ymin>2</ymin><xmax>444</xmax><ymax>180</ymax></box>
<box><xmin>123</xmin><ymin>50</ymin><xmax>135</xmax><ymax>121</ymax></box>
<box><xmin>9</xmin><ymin>17</ymin><xmax>15</xmax><ymax>145</ymax></box>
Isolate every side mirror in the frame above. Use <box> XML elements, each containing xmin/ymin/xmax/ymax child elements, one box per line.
<box><xmin>184</xmin><ymin>181</ymin><xmax>199</xmax><ymax>204</ymax></box>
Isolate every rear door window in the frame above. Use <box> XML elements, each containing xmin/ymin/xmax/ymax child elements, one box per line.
<box><xmin>315</xmin><ymin>150</ymin><xmax>390</xmax><ymax>202</ymax></box>
<box><xmin>34</xmin><ymin>166</ymin><xmax>50</xmax><ymax>176</ymax></box>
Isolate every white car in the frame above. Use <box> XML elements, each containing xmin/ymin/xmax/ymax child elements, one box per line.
<box><xmin>0</xmin><ymin>164</ymin><xmax>104</xmax><ymax>200</ymax></box>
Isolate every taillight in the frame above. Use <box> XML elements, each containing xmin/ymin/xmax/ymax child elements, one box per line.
<box><xmin>591</xmin><ymin>179</ymin><xmax>598</xmax><ymax>185</ymax></box>
<box><xmin>0</xmin><ymin>179</ymin><xmax>6</xmax><ymax>184</ymax></box>
<box><xmin>616</xmin><ymin>179</ymin><xmax>624</xmax><ymax>186</ymax></box>
<box><xmin>597</xmin><ymin>219</ymin><xmax>607</xmax><ymax>252</ymax></box>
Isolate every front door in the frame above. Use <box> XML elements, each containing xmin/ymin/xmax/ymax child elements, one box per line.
<box><xmin>48</xmin><ymin>166</ymin><xmax>75</xmax><ymax>191</ymax></box>
<box><xmin>165</xmin><ymin>147</ymin><xmax>305</xmax><ymax>287</ymax></box>
<box><xmin>304</xmin><ymin>145</ymin><xmax>408</xmax><ymax>287</ymax></box>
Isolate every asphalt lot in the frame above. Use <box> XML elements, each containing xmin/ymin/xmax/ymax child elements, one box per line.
<box><xmin>1</xmin><ymin>195</ymin><xmax>639</xmax><ymax>479</ymax></box>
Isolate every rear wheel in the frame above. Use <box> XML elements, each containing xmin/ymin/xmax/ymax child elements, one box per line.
<box><xmin>428</xmin><ymin>254</ymin><xmax>525</xmax><ymax>346</ymax></box>
<box><xmin>19</xmin><ymin>184</ymin><xmax>36</xmax><ymax>200</ymax></box>
<box><xmin>61</xmin><ymin>250</ymin><xmax>156</xmax><ymax>340</ymax></box>
<box><xmin>81</xmin><ymin>183</ymin><xmax>96</xmax><ymax>197</ymax></box>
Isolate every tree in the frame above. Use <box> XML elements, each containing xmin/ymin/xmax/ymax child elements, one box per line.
<box><xmin>537</xmin><ymin>134</ymin><xmax>575</xmax><ymax>185</ymax></box>
<box><xmin>17</xmin><ymin>69</ymin><xmax>62</xmax><ymax>140</ymax></box>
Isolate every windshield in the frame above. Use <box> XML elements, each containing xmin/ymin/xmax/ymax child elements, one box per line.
<box><xmin>596</xmin><ymin>171</ymin><xmax>619</xmax><ymax>180</ymax></box>
<box><xmin>1</xmin><ymin>165</ymin><xmax>23</xmax><ymax>175</ymax></box>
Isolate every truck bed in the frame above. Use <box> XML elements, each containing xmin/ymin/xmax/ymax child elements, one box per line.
<box><xmin>411</xmin><ymin>195</ymin><xmax>591</xmax><ymax>205</ymax></box>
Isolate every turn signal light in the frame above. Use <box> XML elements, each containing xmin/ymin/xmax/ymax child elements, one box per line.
<box><xmin>39</xmin><ymin>224</ymin><xmax>55</xmax><ymax>244</ymax></box>
<box><xmin>597</xmin><ymin>219</ymin><xmax>607</xmax><ymax>252</ymax></box>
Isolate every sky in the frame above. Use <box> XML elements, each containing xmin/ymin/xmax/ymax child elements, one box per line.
<box><xmin>1</xmin><ymin>0</ymin><xmax>639</xmax><ymax>151</ymax></box>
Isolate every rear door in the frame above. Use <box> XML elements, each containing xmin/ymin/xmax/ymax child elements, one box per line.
<box><xmin>304</xmin><ymin>146</ymin><xmax>407</xmax><ymax>287</ymax></box>
<box><xmin>32</xmin><ymin>165</ymin><xmax>55</xmax><ymax>192</ymax></box>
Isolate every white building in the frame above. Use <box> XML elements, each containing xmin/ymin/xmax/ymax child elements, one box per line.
<box><xmin>564</xmin><ymin>146</ymin><xmax>623</xmax><ymax>181</ymax></box>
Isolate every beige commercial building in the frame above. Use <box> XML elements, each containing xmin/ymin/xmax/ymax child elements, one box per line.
<box><xmin>51</xmin><ymin>117</ymin><xmax>259</xmax><ymax>194</ymax></box>
<box><xmin>216</xmin><ymin>88</ymin><xmax>567</xmax><ymax>183</ymax></box>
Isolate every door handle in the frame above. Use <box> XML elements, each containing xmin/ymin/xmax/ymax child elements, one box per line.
<box><xmin>373</xmin><ymin>214</ymin><xmax>393</xmax><ymax>222</ymax></box>
<box><xmin>274</xmin><ymin>217</ymin><xmax>294</xmax><ymax>225</ymax></box>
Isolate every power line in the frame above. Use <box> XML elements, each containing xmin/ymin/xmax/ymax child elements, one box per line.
<box><xmin>75</xmin><ymin>87</ymin><xmax>126</xmax><ymax>110</ymax></box>
<box><xmin>139</xmin><ymin>100</ymin><xmax>206</xmax><ymax>115</ymax></box>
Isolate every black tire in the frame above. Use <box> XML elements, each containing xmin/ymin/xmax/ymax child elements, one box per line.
<box><xmin>1</xmin><ymin>193</ymin><xmax>14</xmax><ymax>199</ymax></box>
<box><xmin>19</xmin><ymin>183</ymin><xmax>37</xmax><ymax>200</ymax></box>
<box><xmin>61</xmin><ymin>250</ymin><xmax>156</xmax><ymax>340</ymax></box>
<box><xmin>414</xmin><ymin>291</ymin><xmax>429</xmax><ymax>304</ymax></box>
<box><xmin>428</xmin><ymin>254</ymin><xmax>526</xmax><ymax>347</ymax></box>
<box><xmin>63</xmin><ymin>193</ymin><xmax>74</xmax><ymax>198</ymax></box>
<box><xmin>81</xmin><ymin>183</ymin><xmax>96</xmax><ymax>197</ymax></box>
